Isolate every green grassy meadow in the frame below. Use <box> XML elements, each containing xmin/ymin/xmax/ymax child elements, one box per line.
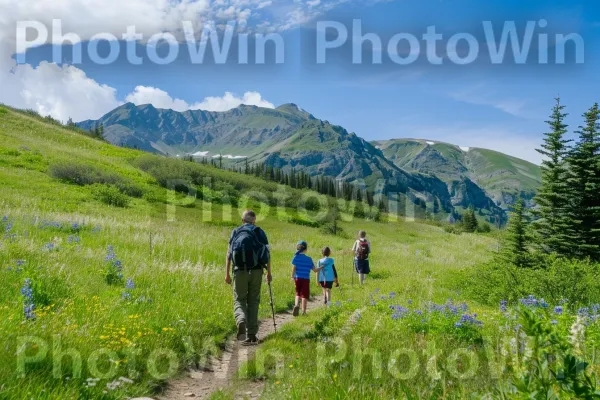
<box><xmin>1</xmin><ymin>106</ymin><xmax>574</xmax><ymax>399</ymax></box>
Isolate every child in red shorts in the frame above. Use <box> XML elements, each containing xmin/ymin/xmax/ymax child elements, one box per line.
<box><xmin>291</xmin><ymin>240</ymin><xmax>323</xmax><ymax>316</ymax></box>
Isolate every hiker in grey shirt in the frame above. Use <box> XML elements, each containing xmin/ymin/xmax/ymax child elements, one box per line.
<box><xmin>225</xmin><ymin>210</ymin><xmax>272</xmax><ymax>346</ymax></box>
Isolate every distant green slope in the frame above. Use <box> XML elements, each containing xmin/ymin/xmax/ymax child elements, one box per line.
<box><xmin>373</xmin><ymin>139</ymin><xmax>541</xmax><ymax>210</ymax></box>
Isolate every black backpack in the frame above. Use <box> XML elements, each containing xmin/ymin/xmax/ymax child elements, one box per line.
<box><xmin>230</xmin><ymin>225</ymin><xmax>269</xmax><ymax>271</ymax></box>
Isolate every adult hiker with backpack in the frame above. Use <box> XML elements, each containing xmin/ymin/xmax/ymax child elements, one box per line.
<box><xmin>225</xmin><ymin>210</ymin><xmax>272</xmax><ymax>346</ymax></box>
<box><xmin>352</xmin><ymin>230</ymin><xmax>371</xmax><ymax>285</ymax></box>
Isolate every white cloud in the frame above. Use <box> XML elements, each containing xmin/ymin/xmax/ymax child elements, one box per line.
<box><xmin>125</xmin><ymin>86</ymin><xmax>191</xmax><ymax>112</ymax></box>
<box><xmin>0</xmin><ymin>0</ymin><xmax>383</xmax><ymax>121</ymax></box>
<box><xmin>193</xmin><ymin>90</ymin><xmax>274</xmax><ymax>111</ymax></box>
<box><xmin>125</xmin><ymin>86</ymin><xmax>274</xmax><ymax>112</ymax></box>
<box><xmin>0</xmin><ymin>62</ymin><xmax>121</xmax><ymax>121</ymax></box>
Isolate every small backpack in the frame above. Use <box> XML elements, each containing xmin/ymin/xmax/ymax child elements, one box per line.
<box><xmin>230</xmin><ymin>225</ymin><xmax>269</xmax><ymax>271</ymax></box>
<box><xmin>356</xmin><ymin>240</ymin><xmax>370</xmax><ymax>261</ymax></box>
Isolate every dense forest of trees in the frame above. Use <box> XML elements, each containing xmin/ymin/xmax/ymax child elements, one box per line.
<box><xmin>504</xmin><ymin>98</ymin><xmax>600</xmax><ymax>263</ymax></box>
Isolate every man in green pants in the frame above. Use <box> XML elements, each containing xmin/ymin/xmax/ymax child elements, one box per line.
<box><xmin>225</xmin><ymin>210</ymin><xmax>272</xmax><ymax>346</ymax></box>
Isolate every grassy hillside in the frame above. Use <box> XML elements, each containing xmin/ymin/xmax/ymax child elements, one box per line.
<box><xmin>16</xmin><ymin>105</ymin><xmax>582</xmax><ymax>400</ymax></box>
<box><xmin>374</xmin><ymin>139</ymin><xmax>542</xmax><ymax>210</ymax></box>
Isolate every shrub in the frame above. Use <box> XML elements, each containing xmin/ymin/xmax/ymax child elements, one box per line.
<box><xmin>465</xmin><ymin>255</ymin><xmax>600</xmax><ymax>306</ymax></box>
<box><xmin>477</xmin><ymin>222</ymin><xmax>492</xmax><ymax>233</ymax></box>
<box><xmin>91</xmin><ymin>184</ymin><xmax>130</xmax><ymax>208</ymax></box>
<box><xmin>0</xmin><ymin>107</ymin><xmax>7</xmax><ymax>115</ymax></box>
<box><xmin>49</xmin><ymin>161</ymin><xmax>144</xmax><ymax>198</ymax></box>
<box><xmin>444</xmin><ymin>225</ymin><xmax>462</xmax><ymax>235</ymax></box>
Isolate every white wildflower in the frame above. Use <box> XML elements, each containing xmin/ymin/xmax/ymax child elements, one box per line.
<box><xmin>569</xmin><ymin>315</ymin><xmax>586</xmax><ymax>354</ymax></box>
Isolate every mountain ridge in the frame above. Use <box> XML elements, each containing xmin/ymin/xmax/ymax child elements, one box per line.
<box><xmin>77</xmin><ymin>103</ymin><xmax>541</xmax><ymax>221</ymax></box>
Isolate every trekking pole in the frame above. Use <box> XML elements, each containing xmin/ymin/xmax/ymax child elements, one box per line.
<box><xmin>267</xmin><ymin>281</ymin><xmax>277</xmax><ymax>333</ymax></box>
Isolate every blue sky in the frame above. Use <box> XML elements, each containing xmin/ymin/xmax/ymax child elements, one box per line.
<box><xmin>3</xmin><ymin>0</ymin><xmax>600</xmax><ymax>164</ymax></box>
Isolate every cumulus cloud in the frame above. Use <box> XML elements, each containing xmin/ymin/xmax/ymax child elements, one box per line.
<box><xmin>0</xmin><ymin>62</ymin><xmax>121</xmax><ymax>121</ymax></box>
<box><xmin>0</xmin><ymin>0</ymin><xmax>378</xmax><ymax>121</ymax></box>
<box><xmin>125</xmin><ymin>86</ymin><xmax>274</xmax><ymax>112</ymax></box>
<box><xmin>192</xmin><ymin>90</ymin><xmax>275</xmax><ymax>111</ymax></box>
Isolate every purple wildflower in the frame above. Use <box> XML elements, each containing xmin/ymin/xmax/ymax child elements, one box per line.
<box><xmin>125</xmin><ymin>279</ymin><xmax>135</xmax><ymax>289</ymax></box>
<box><xmin>554</xmin><ymin>306</ymin><xmax>563</xmax><ymax>315</ymax></box>
<box><xmin>500</xmin><ymin>300</ymin><xmax>508</xmax><ymax>313</ymax></box>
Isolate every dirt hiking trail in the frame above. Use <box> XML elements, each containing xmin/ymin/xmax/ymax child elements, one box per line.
<box><xmin>156</xmin><ymin>294</ymin><xmax>324</xmax><ymax>400</ymax></box>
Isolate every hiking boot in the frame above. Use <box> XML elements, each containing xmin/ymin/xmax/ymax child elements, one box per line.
<box><xmin>236</xmin><ymin>321</ymin><xmax>247</xmax><ymax>341</ymax></box>
<box><xmin>241</xmin><ymin>335</ymin><xmax>259</xmax><ymax>346</ymax></box>
<box><xmin>323</xmin><ymin>298</ymin><xmax>327</xmax><ymax>305</ymax></box>
<box><xmin>292</xmin><ymin>305</ymin><xmax>300</xmax><ymax>317</ymax></box>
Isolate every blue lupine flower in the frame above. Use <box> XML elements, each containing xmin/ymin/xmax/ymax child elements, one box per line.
<box><xmin>407</xmin><ymin>299</ymin><xmax>413</xmax><ymax>305</ymax></box>
<box><xmin>1</xmin><ymin>216</ymin><xmax>7</xmax><ymax>223</ymax></box>
<box><xmin>415</xmin><ymin>309</ymin><xmax>423</xmax><ymax>315</ymax></box>
<box><xmin>44</xmin><ymin>243</ymin><xmax>56</xmax><ymax>251</ymax></box>
<box><xmin>72</xmin><ymin>223</ymin><xmax>80</xmax><ymax>231</ymax></box>
<box><xmin>540</xmin><ymin>299</ymin><xmax>549</xmax><ymax>308</ymax></box>
<box><xmin>551</xmin><ymin>320</ymin><xmax>558</xmax><ymax>325</ymax></box>
<box><xmin>520</xmin><ymin>295</ymin><xmax>539</xmax><ymax>307</ymax></box>
<box><xmin>554</xmin><ymin>306</ymin><xmax>563</xmax><ymax>315</ymax></box>
<box><xmin>21</xmin><ymin>278</ymin><xmax>36</xmax><ymax>320</ymax></box>
<box><xmin>335</xmin><ymin>301</ymin><xmax>341</xmax><ymax>307</ymax></box>
<box><xmin>16</xmin><ymin>260</ymin><xmax>25</xmax><ymax>266</ymax></box>
<box><xmin>5</xmin><ymin>222</ymin><xmax>13</xmax><ymax>233</ymax></box>
<box><xmin>125</xmin><ymin>279</ymin><xmax>135</xmax><ymax>289</ymax></box>
<box><xmin>389</xmin><ymin>292</ymin><xmax>396</xmax><ymax>298</ymax></box>
<box><xmin>578</xmin><ymin>307</ymin><xmax>590</xmax><ymax>317</ymax></box>
<box><xmin>500</xmin><ymin>300</ymin><xmax>508</xmax><ymax>312</ymax></box>
<box><xmin>67</xmin><ymin>235</ymin><xmax>80</xmax><ymax>244</ymax></box>
<box><xmin>122</xmin><ymin>292</ymin><xmax>132</xmax><ymax>300</ymax></box>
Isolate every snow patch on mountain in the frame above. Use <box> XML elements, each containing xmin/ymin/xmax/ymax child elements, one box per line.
<box><xmin>426</xmin><ymin>141</ymin><xmax>435</xmax><ymax>145</ymax></box>
<box><xmin>459</xmin><ymin>146</ymin><xmax>470</xmax><ymax>152</ymax></box>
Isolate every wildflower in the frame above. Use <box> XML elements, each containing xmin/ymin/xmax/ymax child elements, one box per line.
<box><xmin>389</xmin><ymin>292</ymin><xmax>396</xmax><ymax>298</ymax></box>
<box><xmin>122</xmin><ymin>292</ymin><xmax>131</xmax><ymax>301</ymax></box>
<box><xmin>1</xmin><ymin>216</ymin><xmax>7</xmax><ymax>223</ymax></box>
<box><xmin>540</xmin><ymin>299</ymin><xmax>549</xmax><ymax>308</ymax></box>
<box><xmin>520</xmin><ymin>295</ymin><xmax>538</xmax><ymax>307</ymax></box>
<box><xmin>551</xmin><ymin>320</ymin><xmax>558</xmax><ymax>325</ymax></box>
<box><xmin>554</xmin><ymin>306</ymin><xmax>563</xmax><ymax>315</ymax></box>
<box><xmin>44</xmin><ymin>243</ymin><xmax>56</xmax><ymax>251</ymax></box>
<box><xmin>578</xmin><ymin>307</ymin><xmax>590</xmax><ymax>317</ymax></box>
<box><xmin>67</xmin><ymin>235</ymin><xmax>80</xmax><ymax>244</ymax></box>
<box><xmin>5</xmin><ymin>222</ymin><xmax>13</xmax><ymax>233</ymax></box>
<box><xmin>125</xmin><ymin>279</ymin><xmax>135</xmax><ymax>289</ymax></box>
<box><xmin>71</xmin><ymin>223</ymin><xmax>80</xmax><ymax>231</ymax></box>
<box><xmin>569</xmin><ymin>315</ymin><xmax>586</xmax><ymax>353</ymax></box>
<box><xmin>16</xmin><ymin>260</ymin><xmax>25</xmax><ymax>266</ymax></box>
<box><xmin>500</xmin><ymin>300</ymin><xmax>508</xmax><ymax>313</ymax></box>
<box><xmin>21</xmin><ymin>278</ymin><xmax>36</xmax><ymax>320</ymax></box>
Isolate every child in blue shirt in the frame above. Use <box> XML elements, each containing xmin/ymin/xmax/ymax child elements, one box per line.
<box><xmin>291</xmin><ymin>241</ymin><xmax>323</xmax><ymax>316</ymax></box>
<box><xmin>316</xmin><ymin>247</ymin><xmax>339</xmax><ymax>305</ymax></box>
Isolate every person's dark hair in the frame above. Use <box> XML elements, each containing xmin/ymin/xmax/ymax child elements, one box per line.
<box><xmin>359</xmin><ymin>230</ymin><xmax>367</xmax><ymax>238</ymax></box>
<box><xmin>322</xmin><ymin>247</ymin><xmax>331</xmax><ymax>257</ymax></box>
<box><xmin>297</xmin><ymin>242</ymin><xmax>307</xmax><ymax>253</ymax></box>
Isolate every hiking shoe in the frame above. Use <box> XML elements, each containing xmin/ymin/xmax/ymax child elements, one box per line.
<box><xmin>292</xmin><ymin>305</ymin><xmax>300</xmax><ymax>317</ymax></box>
<box><xmin>236</xmin><ymin>322</ymin><xmax>246</xmax><ymax>341</ymax></box>
<box><xmin>241</xmin><ymin>335</ymin><xmax>259</xmax><ymax>346</ymax></box>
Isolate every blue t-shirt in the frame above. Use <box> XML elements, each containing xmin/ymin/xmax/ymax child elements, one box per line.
<box><xmin>292</xmin><ymin>253</ymin><xmax>314</xmax><ymax>280</ymax></box>
<box><xmin>317</xmin><ymin>257</ymin><xmax>336</xmax><ymax>282</ymax></box>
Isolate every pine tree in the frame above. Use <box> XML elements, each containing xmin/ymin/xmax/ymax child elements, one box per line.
<box><xmin>462</xmin><ymin>207</ymin><xmax>479</xmax><ymax>233</ymax></box>
<box><xmin>99</xmin><ymin>123</ymin><xmax>104</xmax><ymax>138</ymax></box>
<box><xmin>568</xmin><ymin>103</ymin><xmax>600</xmax><ymax>260</ymax></box>
<box><xmin>501</xmin><ymin>198</ymin><xmax>531</xmax><ymax>267</ymax></box>
<box><xmin>532</xmin><ymin>98</ymin><xmax>575</xmax><ymax>256</ymax></box>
